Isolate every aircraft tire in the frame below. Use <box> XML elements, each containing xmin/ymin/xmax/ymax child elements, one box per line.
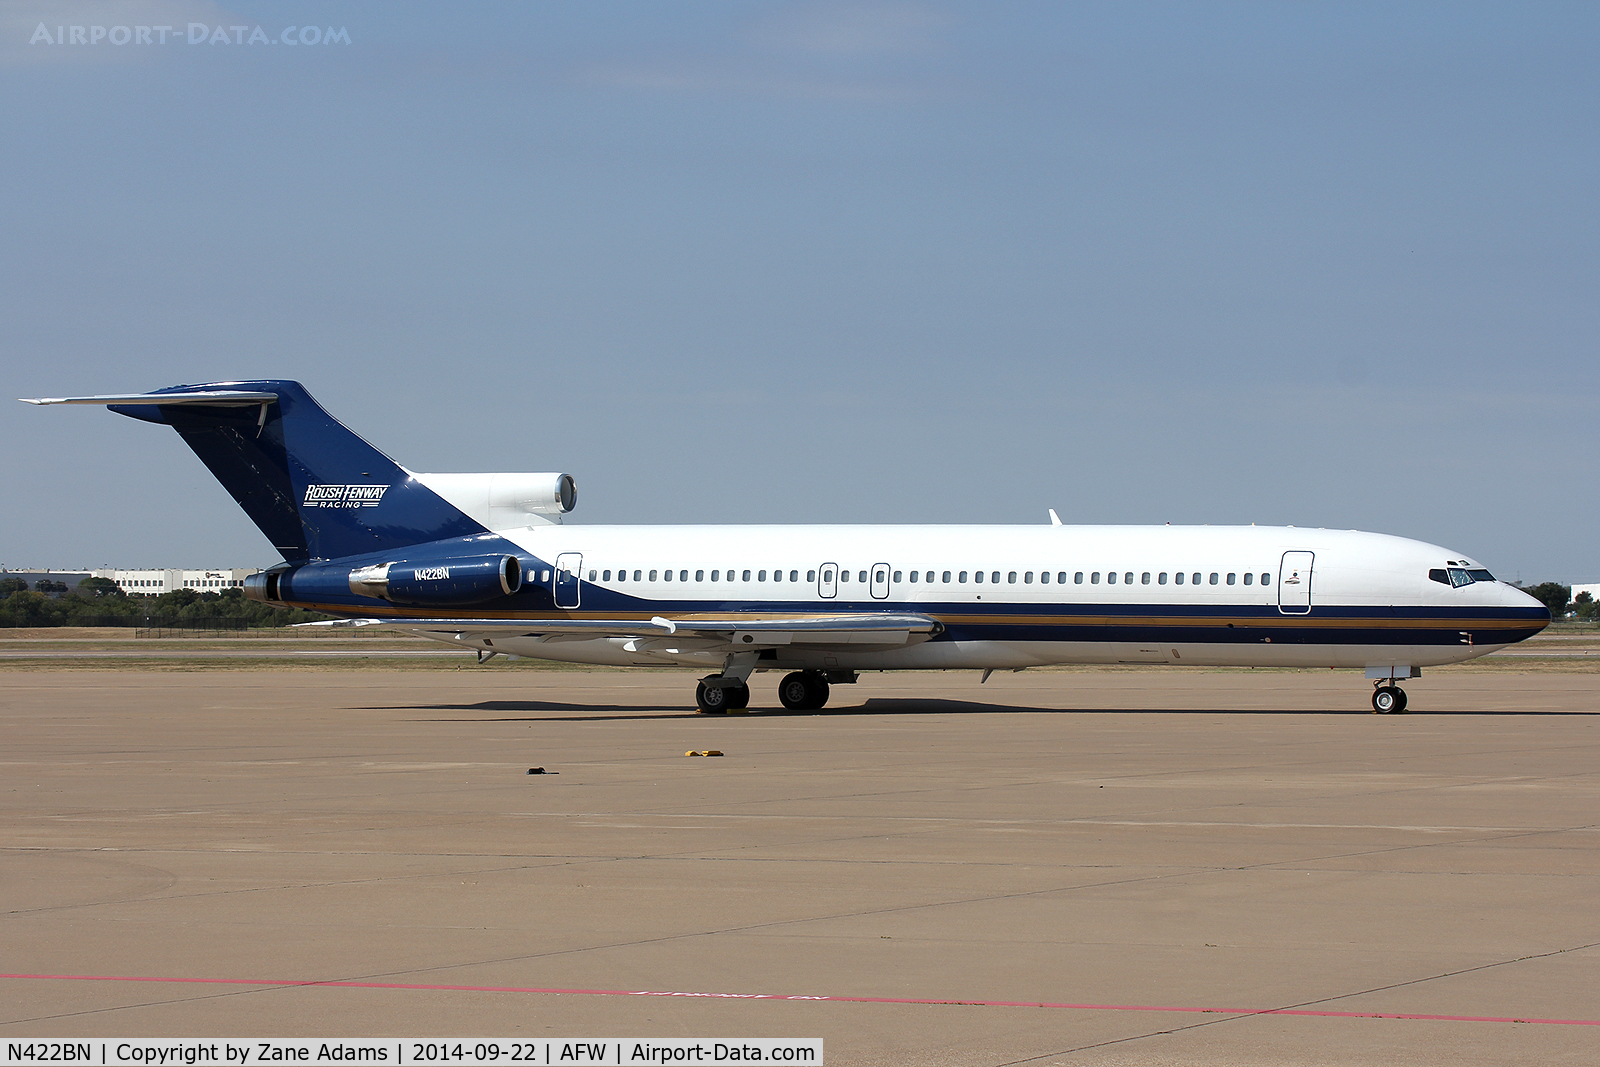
<box><xmin>778</xmin><ymin>671</ymin><xmax>830</xmax><ymax>710</ymax></box>
<box><xmin>726</xmin><ymin>683</ymin><xmax>750</xmax><ymax>710</ymax></box>
<box><xmin>695</xmin><ymin>678</ymin><xmax>730</xmax><ymax>714</ymax></box>
<box><xmin>1372</xmin><ymin>685</ymin><xmax>1403</xmax><ymax>714</ymax></box>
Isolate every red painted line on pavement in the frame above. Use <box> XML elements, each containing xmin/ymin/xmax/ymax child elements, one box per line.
<box><xmin>3</xmin><ymin>972</ymin><xmax>1596</xmax><ymax>1028</ymax></box>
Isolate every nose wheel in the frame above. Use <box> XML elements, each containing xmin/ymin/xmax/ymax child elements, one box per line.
<box><xmin>1371</xmin><ymin>683</ymin><xmax>1407</xmax><ymax>714</ymax></box>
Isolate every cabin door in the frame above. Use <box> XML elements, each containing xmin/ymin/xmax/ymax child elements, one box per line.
<box><xmin>870</xmin><ymin>563</ymin><xmax>891</xmax><ymax>599</ymax></box>
<box><xmin>817</xmin><ymin>563</ymin><xmax>838</xmax><ymax>599</ymax></box>
<box><xmin>554</xmin><ymin>553</ymin><xmax>582</xmax><ymax>609</ymax></box>
<box><xmin>1278</xmin><ymin>551</ymin><xmax>1313</xmax><ymax>615</ymax></box>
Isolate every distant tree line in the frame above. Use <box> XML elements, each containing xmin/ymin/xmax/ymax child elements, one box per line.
<box><xmin>0</xmin><ymin>577</ymin><xmax>329</xmax><ymax>627</ymax></box>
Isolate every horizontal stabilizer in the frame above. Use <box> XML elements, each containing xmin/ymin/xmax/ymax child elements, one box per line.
<box><xmin>20</xmin><ymin>390</ymin><xmax>278</xmax><ymax>406</ymax></box>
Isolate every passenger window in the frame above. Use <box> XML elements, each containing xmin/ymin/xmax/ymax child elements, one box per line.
<box><xmin>822</xmin><ymin>568</ymin><xmax>833</xmax><ymax>582</ymax></box>
<box><xmin>1243</xmin><ymin>572</ymin><xmax>1252</xmax><ymax>585</ymax></box>
<box><xmin>695</xmin><ymin>569</ymin><xmax>704</xmax><ymax>582</ymax></box>
<box><xmin>679</xmin><ymin>570</ymin><xmax>688</xmax><ymax>582</ymax></box>
<box><xmin>840</xmin><ymin>570</ymin><xmax>849</xmax><ymax>582</ymax></box>
<box><xmin>859</xmin><ymin>571</ymin><xmax>868</xmax><ymax>583</ymax></box>
<box><xmin>1174</xmin><ymin>572</ymin><xmax>1184</xmax><ymax>585</ymax></box>
<box><xmin>758</xmin><ymin>570</ymin><xmax>767</xmax><ymax>581</ymax></box>
<box><xmin>588</xmin><ymin>569</ymin><xmax>597</xmax><ymax>581</ymax></box>
<box><xmin>893</xmin><ymin>570</ymin><xmax>902</xmax><ymax>582</ymax></box>
<box><xmin>875</xmin><ymin>569</ymin><xmax>886</xmax><ymax>583</ymax></box>
<box><xmin>910</xmin><ymin>571</ymin><xmax>919</xmax><ymax>583</ymax></box>
<box><xmin>991</xmin><ymin>571</ymin><xmax>1000</xmax><ymax>583</ymax></box>
<box><xmin>1009</xmin><ymin>572</ymin><xmax>1018</xmax><ymax>584</ymax></box>
<box><xmin>1261</xmin><ymin>573</ymin><xmax>1270</xmax><ymax>585</ymax></box>
<box><xmin>1039</xmin><ymin>571</ymin><xmax>1048</xmax><ymax>584</ymax></box>
<box><xmin>959</xmin><ymin>571</ymin><xmax>968</xmax><ymax>583</ymax></box>
<box><xmin>791</xmin><ymin>570</ymin><xmax>799</xmax><ymax>582</ymax></box>
<box><xmin>711</xmin><ymin>570</ymin><xmax>719</xmax><ymax>582</ymax></box>
<box><xmin>541</xmin><ymin>570</ymin><xmax>551</xmax><ymax>582</ymax></box>
<box><xmin>743</xmin><ymin>569</ymin><xmax>751</xmax><ymax>582</ymax></box>
<box><xmin>974</xmin><ymin>571</ymin><xmax>984</xmax><ymax>584</ymax></box>
<box><xmin>1024</xmin><ymin>571</ymin><xmax>1033</xmax><ymax>584</ymax></box>
<box><xmin>1192</xmin><ymin>573</ymin><xmax>1201</xmax><ymax>585</ymax></box>
<box><xmin>1209</xmin><ymin>573</ymin><xmax>1219</xmax><ymax>585</ymax></box>
<box><xmin>943</xmin><ymin>571</ymin><xmax>952</xmax><ymax>583</ymax></box>
<box><xmin>1158</xmin><ymin>572</ymin><xmax>1167</xmax><ymax>585</ymax></box>
<box><xmin>1062</xmin><ymin>572</ymin><xmax>1070</xmax><ymax>584</ymax></box>
<box><xmin>1124</xmin><ymin>572</ymin><xmax>1133</xmax><ymax>584</ymax></box>
<box><xmin>650</xmin><ymin>570</ymin><xmax>658</xmax><ymax>581</ymax></box>
<box><xmin>1108</xmin><ymin>572</ymin><xmax>1117</xmax><ymax>585</ymax></box>
<box><xmin>1141</xmin><ymin>572</ymin><xmax>1150</xmax><ymax>585</ymax></box>
<box><xmin>1227</xmin><ymin>573</ymin><xmax>1236</xmax><ymax>585</ymax></box>
<box><xmin>1091</xmin><ymin>572</ymin><xmax>1100</xmax><ymax>584</ymax></box>
<box><xmin>807</xmin><ymin>570</ymin><xmax>816</xmax><ymax>582</ymax></box>
<box><xmin>632</xmin><ymin>570</ymin><xmax>641</xmax><ymax>581</ymax></box>
<box><xmin>663</xmin><ymin>570</ymin><xmax>672</xmax><ymax>582</ymax></box>
<box><xmin>603</xmin><ymin>570</ymin><xmax>611</xmax><ymax>581</ymax></box>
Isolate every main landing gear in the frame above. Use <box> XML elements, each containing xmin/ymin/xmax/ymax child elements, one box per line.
<box><xmin>1371</xmin><ymin>683</ymin><xmax>1408</xmax><ymax>714</ymax></box>
<box><xmin>695</xmin><ymin>677</ymin><xmax>750</xmax><ymax>714</ymax></box>
<box><xmin>694</xmin><ymin>670</ymin><xmax>840</xmax><ymax>713</ymax></box>
<box><xmin>777</xmin><ymin>671</ymin><xmax>831</xmax><ymax>710</ymax></box>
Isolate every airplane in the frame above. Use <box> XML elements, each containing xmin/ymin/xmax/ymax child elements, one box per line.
<box><xmin>23</xmin><ymin>380</ymin><xmax>1550</xmax><ymax>714</ymax></box>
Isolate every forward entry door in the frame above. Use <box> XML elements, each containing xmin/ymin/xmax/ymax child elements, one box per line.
<box><xmin>554</xmin><ymin>553</ymin><xmax>582</xmax><ymax>609</ymax></box>
<box><xmin>1278</xmin><ymin>551</ymin><xmax>1313</xmax><ymax>615</ymax></box>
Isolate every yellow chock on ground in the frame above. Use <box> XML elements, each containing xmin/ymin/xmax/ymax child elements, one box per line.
<box><xmin>686</xmin><ymin>750</ymin><xmax>701</xmax><ymax>756</ymax></box>
<box><xmin>685</xmin><ymin>750</ymin><xmax>725</xmax><ymax>757</ymax></box>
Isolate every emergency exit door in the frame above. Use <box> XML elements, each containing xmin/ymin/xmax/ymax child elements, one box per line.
<box><xmin>1278</xmin><ymin>551</ymin><xmax>1313</xmax><ymax>615</ymax></box>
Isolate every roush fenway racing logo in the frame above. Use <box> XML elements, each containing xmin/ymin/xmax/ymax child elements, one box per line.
<box><xmin>303</xmin><ymin>484</ymin><xmax>390</xmax><ymax>508</ymax></box>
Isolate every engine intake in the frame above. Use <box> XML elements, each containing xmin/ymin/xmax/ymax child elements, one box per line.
<box><xmin>349</xmin><ymin>554</ymin><xmax>522</xmax><ymax>606</ymax></box>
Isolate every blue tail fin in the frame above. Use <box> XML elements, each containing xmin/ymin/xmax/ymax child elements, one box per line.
<box><xmin>109</xmin><ymin>380</ymin><xmax>486</xmax><ymax>561</ymax></box>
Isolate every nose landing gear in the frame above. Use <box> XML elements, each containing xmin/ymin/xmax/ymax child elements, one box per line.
<box><xmin>1371</xmin><ymin>683</ymin><xmax>1408</xmax><ymax>714</ymax></box>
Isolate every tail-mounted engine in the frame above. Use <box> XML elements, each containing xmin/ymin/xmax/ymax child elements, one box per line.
<box><xmin>348</xmin><ymin>554</ymin><xmax>522</xmax><ymax>606</ymax></box>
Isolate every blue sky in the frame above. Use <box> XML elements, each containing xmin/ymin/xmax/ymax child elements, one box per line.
<box><xmin>2</xmin><ymin>1</ymin><xmax>1595</xmax><ymax>582</ymax></box>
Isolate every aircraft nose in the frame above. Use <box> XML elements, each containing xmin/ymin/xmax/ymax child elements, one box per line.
<box><xmin>1506</xmin><ymin>583</ymin><xmax>1553</xmax><ymax>626</ymax></box>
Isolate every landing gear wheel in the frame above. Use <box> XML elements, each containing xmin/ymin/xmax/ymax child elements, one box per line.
<box><xmin>1371</xmin><ymin>685</ymin><xmax>1406</xmax><ymax>714</ymax></box>
<box><xmin>696</xmin><ymin>678</ymin><xmax>750</xmax><ymax>714</ymax></box>
<box><xmin>696</xmin><ymin>679</ymin><xmax>730</xmax><ymax>714</ymax></box>
<box><xmin>778</xmin><ymin>671</ymin><xmax>831</xmax><ymax>710</ymax></box>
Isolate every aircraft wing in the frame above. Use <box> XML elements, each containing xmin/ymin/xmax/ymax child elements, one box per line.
<box><xmin>303</xmin><ymin>613</ymin><xmax>941</xmax><ymax>647</ymax></box>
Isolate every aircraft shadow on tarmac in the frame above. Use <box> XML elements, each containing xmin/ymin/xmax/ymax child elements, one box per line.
<box><xmin>361</xmin><ymin>697</ymin><xmax>1595</xmax><ymax>722</ymax></box>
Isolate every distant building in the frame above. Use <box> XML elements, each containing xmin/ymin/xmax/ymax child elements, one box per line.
<box><xmin>0</xmin><ymin>568</ymin><xmax>260</xmax><ymax>594</ymax></box>
<box><xmin>89</xmin><ymin>568</ymin><xmax>260</xmax><ymax>594</ymax></box>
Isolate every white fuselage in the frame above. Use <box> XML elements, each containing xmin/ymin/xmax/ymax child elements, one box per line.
<box><xmin>402</xmin><ymin>523</ymin><xmax>1546</xmax><ymax>673</ymax></box>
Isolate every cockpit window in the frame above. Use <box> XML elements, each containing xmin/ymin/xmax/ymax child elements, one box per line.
<box><xmin>1438</xmin><ymin>566</ymin><xmax>1496</xmax><ymax>587</ymax></box>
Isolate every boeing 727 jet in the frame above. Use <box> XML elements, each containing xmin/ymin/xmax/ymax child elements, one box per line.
<box><xmin>24</xmin><ymin>381</ymin><xmax>1550</xmax><ymax>713</ymax></box>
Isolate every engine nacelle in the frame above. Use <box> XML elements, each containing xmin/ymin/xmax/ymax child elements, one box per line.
<box><xmin>409</xmin><ymin>472</ymin><xmax>576</xmax><ymax>530</ymax></box>
<box><xmin>349</xmin><ymin>554</ymin><xmax>522</xmax><ymax>606</ymax></box>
